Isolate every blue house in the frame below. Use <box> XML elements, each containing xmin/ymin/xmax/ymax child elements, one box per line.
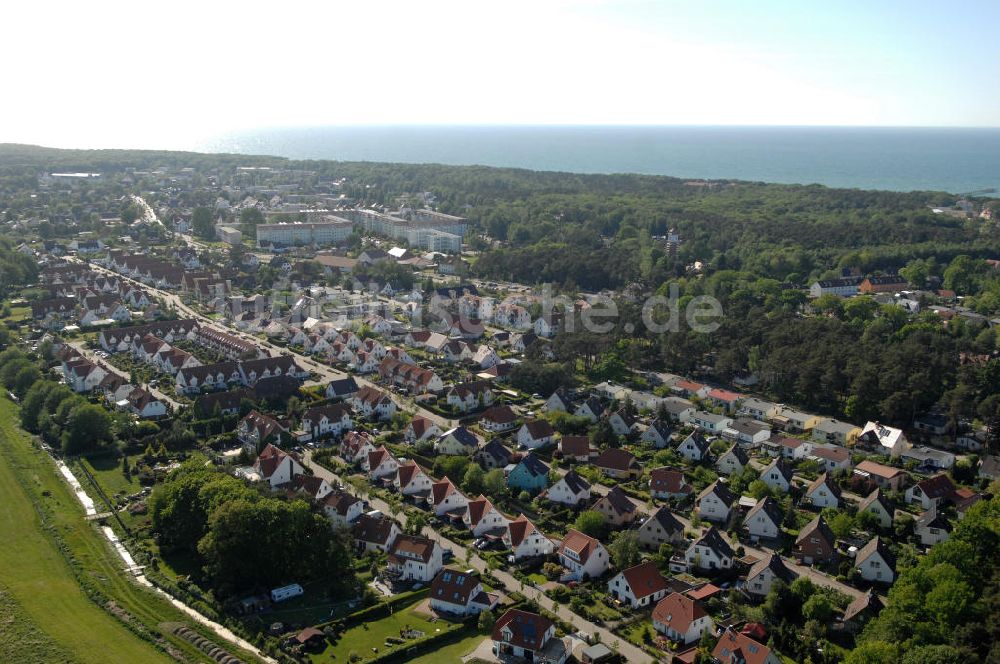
<box><xmin>507</xmin><ymin>453</ymin><xmax>550</xmax><ymax>493</ymax></box>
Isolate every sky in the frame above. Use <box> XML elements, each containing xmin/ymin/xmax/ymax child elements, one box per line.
<box><xmin>2</xmin><ymin>0</ymin><xmax>998</xmax><ymax>149</ymax></box>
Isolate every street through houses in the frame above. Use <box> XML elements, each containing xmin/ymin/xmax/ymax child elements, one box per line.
<box><xmin>302</xmin><ymin>451</ymin><xmax>659</xmax><ymax>664</ymax></box>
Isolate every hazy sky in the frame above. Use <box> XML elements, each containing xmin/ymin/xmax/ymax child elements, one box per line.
<box><xmin>3</xmin><ymin>0</ymin><xmax>997</xmax><ymax>148</ymax></box>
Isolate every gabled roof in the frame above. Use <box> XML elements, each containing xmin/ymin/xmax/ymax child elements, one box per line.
<box><xmin>806</xmin><ymin>472</ymin><xmax>842</xmax><ymax>500</ymax></box>
<box><xmin>915</xmin><ymin>506</ymin><xmax>952</xmax><ymax>532</ymax></box>
<box><xmin>477</xmin><ymin>439</ymin><xmax>513</xmax><ymax>464</ymax></box>
<box><xmin>913</xmin><ymin>473</ymin><xmax>957</xmax><ymax>501</ymax></box>
<box><xmin>492</xmin><ymin>609</ymin><xmax>553</xmax><ymax>650</ymax></box>
<box><xmin>431</xmin><ymin>477</ymin><xmax>465</xmax><ymax>506</ymax></box>
<box><xmin>596</xmin><ymin>486</ymin><xmax>636</xmax><ymax>516</ymax></box>
<box><xmin>842</xmin><ymin>590</ymin><xmax>884</xmax><ymax>622</ymax></box>
<box><xmin>761</xmin><ymin>457</ymin><xmax>794</xmax><ymax>483</ymax></box>
<box><xmin>481</xmin><ymin>405</ymin><xmax>518</xmax><ymax>425</ymax></box>
<box><xmin>855</xmin><ymin>459</ymin><xmax>906</xmax><ymax>480</ymax></box>
<box><xmin>698</xmin><ymin>480</ymin><xmax>736</xmax><ymax>506</ymax></box>
<box><xmin>431</xmin><ymin>568</ymin><xmax>482</xmax><ymax>607</ymax></box>
<box><xmin>389</xmin><ymin>534</ymin><xmax>437</xmax><ymax>563</ymax></box>
<box><xmin>652</xmin><ymin>592</ymin><xmax>707</xmax><ymax>633</ymax></box>
<box><xmin>507</xmin><ymin>514</ymin><xmax>543</xmax><ymax>548</ymax></box>
<box><xmin>856</xmin><ymin>536</ymin><xmax>895</xmax><ymax>570</ymax></box>
<box><xmin>746</xmin><ymin>553</ymin><xmax>797</xmax><ymax>586</ymax></box>
<box><xmin>323</xmin><ymin>490</ymin><xmax>361</xmax><ymax>516</ymax></box>
<box><xmin>619</xmin><ymin>560</ymin><xmax>669</xmax><ymax>600</ymax></box>
<box><xmin>515</xmin><ymin>453</ymin><xmax>550</xmax><ymax>478</ymax></box>
<box><xmin>559</xmin><ymin>435</ymin><xmax>591</xmax><ymax>457</ymax></box>
<box><xmin>559</xmin><ymin>528</ymin><xmax>602</xmax><ymax>563</ymax></box>
<box><xmin>859</xmin><ymin>488</ymin><xmax>892</xmax><ymax>515</ymax></box>
<box><xmin>795</xmin><ymin>515</ymin><xmax>836</xmax><ymax>546</ymax></box>
<box><xmin>712</xmin><ymin>628</ymin><xmax>775</xmax><ymax>664</ymax></box>
<box><xmin>520</xmin><ymin>419</ymin><xmax>555</xmax><ymax>440</ymax></box>
<box><xmin>595</xmin><ymin>448</ymin><xmax>639</xmax><ymax>472</ymax></box>
<box><xmin>559</xmin><ymin>469</ymin><xmax>591</xmax><ymax>495</ymax></box>
<box><xmin>439</xmin><ymin>426</ymin><xmax>478</xmax><ymax>448</ymax></box>
<box><xmin>466</xmin><ymin>495</ymin><xmax>501</xmax><ymax>528</ymax></box>
<box><xmin>692</xmin><ymin>526</ymin><xmax>734</xmax><ymax>560</ymax></box>
<box><xmin>352</xmin><ymin>513</ymin><xmax>398</xmax><ymax>545</ymax></box>
<box><xmin>645</xmin><ymin>506</ymin><xmax>684</xmax><ymax>536</ymax></box>
<box><xmin>680</xmin><ymin>430</ymin><xmax>710</xmax><ymax>454</ymax></box>
<box><xmin>720</xmin><ymin>444</ymin><xmax>749</xmax><ymax>466</ymax></box>
<box><xmin>649</xmin><ymin>467</ymin><xmax>693</xmax><ymax>495</ymax></box>
<box><xmin>744</xmin><ymin>496</ymin><xmax>783</xmax><ymax>528</ymax></box>
<box><xmin>396</xmin><ymin>460</ymin><xmax>429</xmax><ymax>488</ymax></box>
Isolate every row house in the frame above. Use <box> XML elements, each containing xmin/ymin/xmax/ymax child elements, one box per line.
<box><xmin>238</xmin><ymin>411</ymin><xmax>290</xmax><ymax>452</ymax></box>
<box><xmin>341</xmin><ymin>431</ymin><xmax>377</xmax><ymax>466</ymax></box>
<box><xmin>300</xmin><ymin>402</ymin><xmax>353</xmax><ymax>441</ymax></box>
<box><xmin>446</xmin><ymin>380</ymin><xmax>494</xmax><ymax>413</ymax></box>
<box><xmin>395</xmin><ymin>460</ymin><xmax>434</xmax><ymax>498</ymax></box>
<box><xmin>98</xmin><ymin>319</ymin><xmax>200</xmax><ymax>352</ymax></box>
<box><xmin>504</xmin><ymin>514</ymin><xmax>555</xmax><ymax>560</ymax></box>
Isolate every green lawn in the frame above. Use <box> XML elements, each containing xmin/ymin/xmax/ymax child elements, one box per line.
<box><xmin>0</xmin><ymin>586</ymin><xmax>76</xmax><ymax>663</ymax></box>
<box><xmin>408</xmin><ymin>630</ymin><xmax>486</xmax><ymax>663</ymax></box>
<box><xmin>79</xmin><ymin>453</ymin><xmax>141</xmax><ymax>498</ymax></box>
<box><xmin>0</xmin><ymin>399</ymin><xmax>173</xmax><ymax>664</ymax></box>
<box><xmin>0</xmin><ymin>397</ymin><xmax>262</xmax><ymax>663</ymax></box>
<box><xmin>318</xmin><ymin>599</ymin><xmax>461</xmax><ymax>662</ymax></box>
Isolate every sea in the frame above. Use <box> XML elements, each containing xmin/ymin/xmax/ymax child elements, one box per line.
<box><xmin>195</xmin><ymin>126</ymin><xmax>1000</xmax><ymax>195</ymax></box>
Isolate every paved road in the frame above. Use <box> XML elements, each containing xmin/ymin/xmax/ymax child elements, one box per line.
<box><xmin>302</xmin><ymin>452</ymin><xmax>660</xmax><ymax>663</ymax></box>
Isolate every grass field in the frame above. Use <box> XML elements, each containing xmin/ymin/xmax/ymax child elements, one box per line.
<box><xmin>0</xmin><ymin>586</ymin><xmax>76</xmax><ymax>663</ymax></box>
<box><xmin>316</xmin><ymin>597</ymin><xmax>462</xmax><ymax>663</ymax></box>
<box><xmin>0</xmin><ymin>396</ymin><xmax>261</xmax><ymax>663</ymax></box>
<box><xmin>79</xmin><ymin>454</ymin><xmax>141</xmax><ymax>498</ymax></box>
<box><xmin>407</xmin><ymin>630</ymin><xmax>485</xmax><ymax>663</ymax></box>
<box><xmin>0</xmin><ymin>399</ymin><xmax>173</xmax><ymax>664</ymax></box>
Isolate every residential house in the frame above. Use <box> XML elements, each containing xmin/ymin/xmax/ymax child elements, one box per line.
<box><xmin>367</xmin><ymin>446</ymin><xmax>400</xmax><ymax>482</ymax></box>
<box><xmin>636</xmin><ymin>506</ymin><xmax>685</xmax><ymax>550</ymax></box>
<box><xmin>504</xmin><ymin>514</ymin><xmax>555</xmax><ymax>560</ymax></box>
<box><xmin>707</xmin><ymin>388</ymin><xmax>742</xmax><ymax>413</ymax></box>
<box><xmin>660</xmin><ymin>397</ymin><xmax>696</xmax><ymax>424</ymax></box>
<box><xmin>914</xmin><ymin>507</ymin><xmax>952</xmax><ymax>546</ymax></box>
<box><xmin>491</xmin><ymin>610</ymin><xmax>563</xmax><ymax>664</ymax></box>
<box><xmin>395</xmin><ymin>460</ymin><xmax>434</xmax><ymax>498</ymax></box>
<box><xmin>672</xmin><ymin>380</ymin><xmax>711</xmax><ymax>399</ymax></box>
<box><xmin>678</xmin><ymin>431</ymin><xmax>711</xmax><ymax>462</ymax></box>
<box><xmin>771</xmin><ymin>407</ymin><xmax>819</xmax><ymax>434</ymax></box>
<box><xmin>341</xmin><ymin>431</ymin><xmax>376</xmax><ymax>466</ymax></box>
<box><xmin>857</xmin><ymin>421</ymin><xmax>910</xmax><ymax>457</ymax></box>
<box><xmin>238</xmin><ymin>411</ymin><xmax>288</xmax><ymax>452</ymax></box>
<box><xmin>805</xmin><ymin>473</ymin><xmax>842</xmax><ymax>509</ymax></box>
<box><xmin>900</xmin><ymin>446</ymin><xmax>956</xmax><ymax>471</ymax></box>
<box><xmin>349</xmin><ymin>386</ymin><xmax>396</xmax><ymax>421</ymax></box>
<box><xmin>859</xmin><ymin>275</ymin><xmax>908</xmax><ymax>294</ymax></box>
<box><xmin>696</xmin><ymin>480</ymin><xmax>736</xmax><ymax>523</ymax></box>
<box><xmin>794</xmin><ymin>516</ymin><xmax>837</xmax><ymax>565</ymax></box>
<box><xmin>386</xmin><ymin>534</ymin><xmax>443</xmax><ymax>583</ymax></box>
<box><xmin>712</xmin><ymin>629</ymin><xmax>783</xmax><ymax>664</ymax></box>
<box><xmin>809</xmin><ymin>277</ymin><xmax>861</xmax><ymax>298</ymax></box>
<box><xmin>841</xmin><ymin>592</ymin><xmax>884</xmax><ymax>634</ymax></box>
<box><xmin>431</xmin><ymin>477</ymin><xmax>469</xmax><ymax>518</ymax></box>
<box><xmin>854</xmin><ymin>460</ymin><xmax>908</xmax><ymax>492</ymax></box>
<box><xmin>759</xmin><ymin>458</ymin><xmax>794</xmax><ymax>494</ymax></box>
<box><xmin>480</xmin><ymin>405</ymin><xmax>519</xmax><ymax>433</ymax></box>
<box><xmin>692</xmin><ymin>411</ymin><xmax>733</xmax><ymax>433</ymax></box>
<box><xmin>464</xmin><ymin>495</ymin><xmax>510</xmax><ymax>537</ymax></box>
<box><xmin>430</xmin><ymin>568</ymin><xmax>498</xmax><ymax>617</ymax></box>
<box><xmin>723</xmin><ymin>418</ymin><xmax>772</xmax><ymax>448</ymax></box>
<box><xmin>649</xmin><ymin>467</ymin><xmax>693</xmax><ymax>501</ymax></box>
<box><xmin>594</xmin><ymin>448</ymin><xmax>642</xmax><ymax>480</ymax></box>
<box><xmin>446</xmin><ymin>380</ymin><xmax>494</xmax><ymax>413</ymax></box>
<box><xmin>739</xmin><ymin>397</ymin><xmax>780</xmax><ymax>422</ymax></box>
<box><xmin>557</xmin><ymin>529</ymin><xmax>609</xmax><ymax>581</ymax></box>
<box><xmin>404</xmin><ymin>416</ymin><xmax>442</xmax><ymax>444</ymax></box>
<box><xmin>716</xmin><ymin>444</ymin><xmax>749</xmax><ymax>476</ymax></box>
<box><xmin>812</xmin><ymin>418</ymin><xmax>861</xmax><ymax>446</ymax></box>
<box><xmin>641</xmin><ymin>419</ymin><xmax>673</xmax><ymax>448</ymax></box>
<box><xmin>608</xmin><ymin>561</ymin><xmax>670</xmax><ymax>609</ymax></box>
<box><xmin>516</xmin><ymin>419</ymin><xmax>556</xmax><ymax>449</ymax></box>
<box><xmin>905</xmin><ymin>474</ymin><xmax>956</xmax><ymax>510</ymax></box>
<box><xmin>574</xmin><ymin>397</ymin><xmax>605</xmax><ymax>422</ymax></box>
<box><xmin>762</xmin><ymin>435</ymin><xmax>813</xmax><ymax>460</ymax></box>
<box><xmin>324</xmin><ymin>377</ymin><xmax>359</xmax><ymax>400</ymax></box>
<box><xmin>323</xmin><ymin>491</ymin><xmax>363</xmax><ymax>528</ymax></box>
<box><xmin>743</xmin><ymin>497</ymin><xmax>784</xmax><ymax>541</ymax></box>
<box><xmin>474</xmin><ymin>439</ymin><xmax>514</xmax><ymax>471</ymax></box>
<box><xmin>546</xmin><ymin>470</ymin><xmax>591</xmax><ymax>507</ymax></box>
<box><xmin>300</xmin><ymin>403</ymin><xmax>353</xmax><ymax>441</ymax></box>
<box><xmin>545</xmin><ymin>388</ymin><xmax>573</xmax><ymax>413</ymax></box>
<box><xmin>855</xmin><ymin>536</ymin><xmax>896</xmax><ymax>584</ymax></box>
<box><xmin>858</xmin><ymin>489</ymin><xmax>894</xmax><ymax>529</ymax></box>
<box><xmin>608</xmin><ymin>408</ymin><xmax>637</xmax><ymax>436</ymax></box>
<box><xmin>435</xmin><ymin>427</ymin><xmax>480</xmax><ymax>456</ymax></box>
<box><xmin>808</xmin><ymin>445</ymin><xmax>852</xmax><ymax>473</ymax></box>
<box><xmin>744</xmin><ymin>553</ymin><xmax>797</xmax><ymax>598</ymax></box>
<box><xmin>652</xmin><ymin>593</ymin><xmax>714</xmax><ymax>645</ymax></box>
<box><xmin>507</xmin><ymin>453</ymin><xmax>550</xmax><ymax>493</ymax></box>
<box><xmin>592</xmin><ymin>486</ymin><xmax>637</xmax><ymax>527</ymax></box>
<box><xmin>558</xmin><ymin>435</ymin><xmax>594</xmax><ymax>463</ymax></box>
<box><xmin>252</xmin><ymin>444</ymin><xmax>304</xmax><ymax>488</ymax></box>
<box><xmin>685</xmin><ymin>527</ymin><xmax>734</xmax><ymax>571</ymax></box>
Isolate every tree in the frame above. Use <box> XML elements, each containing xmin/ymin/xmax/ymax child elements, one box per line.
<box><xmin>11</xmin><ymin>364</ymin><xmax>40</xmax><ymax>398</ymax></box>
<box><xmin>573</xmin><ymin>510</ymin><xmax>607</xmax><ymax>539</ymax></box>
<box><xmin>608</xmin><ymin>530</ymin><xmax>640</xmax><ymax>569</ymax></box>
<box><xmin>802</xmin><ymin>593</ymin><xmax>835</xmax><ymax>623</ymax></box>
<box><xmin>484</xmin><ymin>468</ymin><xmax>507</xmax><ymax>496</ymax></box>
<box><xmin>192</xmin><ymin>206</ymin><xmax>215</xmax><ymax>239</ymax></box>
<box><xmin>477</xmin><ymin>608</ymin><xmax>495</xmax><ymax>632</ymax></box>
<box><xmin>463</xmin><ymin>464</ymin><xmax>485</xmax><ymax>495</ymax></box>
<box><xmin>62</xmin><ymin>403</ymin><xmax>111</xmax><ymax>454</ymax></box>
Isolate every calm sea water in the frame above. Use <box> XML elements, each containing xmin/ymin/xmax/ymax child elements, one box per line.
<box><xmin>197</xmin><ymin>126</ymin><xmax>1000</xmax><ymax>194</ymax></box>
